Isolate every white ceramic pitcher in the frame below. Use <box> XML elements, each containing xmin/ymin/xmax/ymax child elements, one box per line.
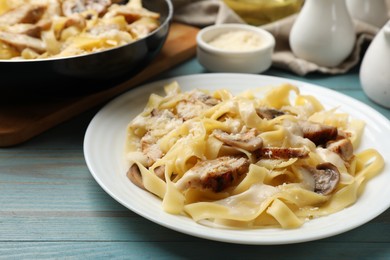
<box><xmin>289</xmin><ymin>0</ymin><xmax>355</xmax><ymax>67</ymax></box>
<box><xmin>346</xmin><ymin>0</ymin><xmax>389</xmax><ymax>28</ymax></box>
<box><xmin>360</xmin><ymin>21</ymin><xmax>390</xmax><ymax>108</ymax></box>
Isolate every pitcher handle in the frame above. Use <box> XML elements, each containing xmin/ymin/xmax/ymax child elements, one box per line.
<box><xmin>384</xmin><ymin>20</ymin><xmax>390</xmax><ymax>40</ymax></box>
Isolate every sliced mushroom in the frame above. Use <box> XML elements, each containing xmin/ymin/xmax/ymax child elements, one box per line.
<box><xmin>126</xmin><ymin>163</ymin><xmax>166</xmax><ymax>190</ymax></box>
<box><xmin>127</xmin><ymin>164</ymin><xmax>145</xmax><ymax>189</ymax></box>
<box><xmin>257</xmin><ymin>147</ymin><xmax>309</xmax><ymax>159</ymax></box>
<box><xmin>326</xmin><ymin>138</ymin><xmax>354</xmax><ymax>161</ymax></box>
<box><xmin>213</xmin><ymin>128</ymin><xmax>263</xmax><ymax>152</ymax></box>
<box><xmin>153</xmin><ymin>165</ymin><xmax>165</xmax><ymax>181</ymax></box>
<box><xmin>313</xmin><ymin>162</ymin><xmax>340</xmax><ymax>195</ymax></box>
<box><xmin>0</xmin><ymin>4</ymin><xmax>46</xmax><ymax>26</ymax></box>
<box><xmin>256</xmin><ymin>107</ymin><xmax>285</xmax><ymax>120</ymax></box>
<box><xmin>175</xmin><ymin>156</ymin><xmax>250</xmax><ymax>192</ymax></box>
<box><xmin>298</xmin><ymin>120</ymin><xmax>338</xmax><ymax>146</ymax></box>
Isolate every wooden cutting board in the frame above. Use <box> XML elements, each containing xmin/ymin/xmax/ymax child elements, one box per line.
<box><xmin>0</xmin><ymin>23</ymin><xmax>199</xmax><ymax>147</ymax></box>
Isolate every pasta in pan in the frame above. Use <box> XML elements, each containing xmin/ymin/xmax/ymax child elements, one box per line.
<box><xmin>125</xmin><ymin>82</ymin><xmax>384</xmax><ymax>229</ymax></box>
<box><xmin>0</xmin><ymin>0</ymin><xmax>160</xmax><ymax>59</ymax></box>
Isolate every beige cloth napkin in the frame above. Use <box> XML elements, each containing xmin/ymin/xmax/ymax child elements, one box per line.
<box><xmin>172</xmin><ymin>0</ymin><xmax>388</xmax><ymax>75</ymax></box>
<box><xmin>173</xmin><ymin>0</ymin><xmax>245</xmax><ymax>27</ymax></box>
<box><xmin>260</xmin><ymin>15</ymin><xmax>379</xmax><ymax>75</ymax></box>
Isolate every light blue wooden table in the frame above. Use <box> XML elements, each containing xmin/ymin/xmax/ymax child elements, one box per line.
<box><xmin>1</xmin><ymin>59</ymin><xmax>389</xmax><ymax>259</ymax></box>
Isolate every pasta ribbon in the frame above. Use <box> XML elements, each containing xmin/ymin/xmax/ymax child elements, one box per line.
<box><xmin>0</xmin><ymin>0</ymin><xmax>160</xmax><ymax>59</ymax></box>
<box><xmin>125</xmin><ymin>82</ymin><xmax>384</xmax><ymax>229</ymax></box>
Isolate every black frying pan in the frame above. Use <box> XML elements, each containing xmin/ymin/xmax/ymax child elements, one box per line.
<box><xmin>0</xmin><ymin>0</ymin><xmax>173</xmax><ymax>94</ymax></box>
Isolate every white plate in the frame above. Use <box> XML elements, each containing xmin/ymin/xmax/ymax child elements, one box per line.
<box><xmin>84</xmin><ymin>74</ymin><xmax>390</xmax><ymax>245</ymax></box>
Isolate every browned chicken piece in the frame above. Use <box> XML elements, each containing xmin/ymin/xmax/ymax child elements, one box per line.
<box><xmin>313</xmin><ymin>163</ymin><xmax>340</xmax><ymax>195</ymax></box>
<box><xmin>36</xmin><ymin>19</ymin><xmax>52</xmax><ymax>30</ymax></box>
<box><xmin>86</xmin><ymin>0</ymin><xmax>112</xmax><ymax>15</ymax></box>
<box><xmin>190</xmin><ymin>90</ymin><xmax>220</xmax><ymax>106</ymax></box>
<box><xmin>3</xmin><ymin>24</ymin><xmax>41</xmax><ymax>38</ymax></box>
<box><xmin>4</xmin><ymin>19</ymin><xmax>52</xmax><ymax>38</ymax></box>
<box><xmin>175</xmin><ymin>156</ymin><xmax>250</xmax><ymax>192</ymax></box>
<box><xmin>64</xmin><ymin>14</ymin><xmax>87</xmax><ymax>29</ymax></box>
<box><xmin>213</xmin><ymin>128</ymin><xmax>263</xmax><ymax>152</ymax></box>
<box><xmin>105</xmin><ymin>4</ymin><xmax>160</xmax><ymax>23</ymax></box>
<box><xmin>150</xmin><ymin>108</ymin><xmax>161</xmax><ymax>117</ymax></box>
<box><xmin>257</xmin><ymin>147</ymin><xmax>309</xmax><ymax>159</ymax></box>
<box><xmin>175</xmin><ymin>91</ymin><xmax>220</xmax><ymax>120</ymax></box>
<box><xmin>42</xmin><ymin>0</ymin><xmax>62</xmax><ymax>19</ymax></box>
<box><xmin>0</xmin><ymin>4</ymin><xmax>47</xmax><ymax>26</ymax></box>
<box><xmin>175</xmin><ymin>101</ymin><xmax>199</xmax><ymax>120</ymax></box>
<box><xmin>256</xmin><ymin>107</ymin><xmax>285</xmax><ymax>120</ymax></box>
<box><xmin>176</xmin><ymin>100</ymin><xmax>206</xmax><ymax>120</ymax></box>
<box><xmin>128</xmin><ymin>17</ymin><xmax>159</xmax><ymax>38</ymax></box>
<box><xmin>62</xmin><ymin>0</ymin><xmax>111</xmax><ymax>17</ymax></box>
<box><xmin>298</xmin><ymin>120</ymin><xmax>338</xmax><ymax>146</ymax></box>
<box><xmin>326</xmin><ymin>138</ymin><xmax>354</xmax><ymax>161</ymax></box>
<box><xmin>140</xmin><ymin>132</ymin><xmax>163</xmax><ymax>166</ymax></box>
<box><xmin>0</xmin><ymin>31</ymin><xmax>46</xmax><ymax>53</ymax></box>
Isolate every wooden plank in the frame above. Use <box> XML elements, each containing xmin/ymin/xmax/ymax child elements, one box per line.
<box><xmin>0</xmin><ymin>242</ymin><xmax>390</xmax><ymax>259</ymax></box>
<box><xmin>0</xmin><ymin>214</ymin><xmax>389</xmax><ymax>242</ymax></box>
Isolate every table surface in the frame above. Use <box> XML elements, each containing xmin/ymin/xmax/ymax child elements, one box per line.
<box><xmin>1</xmin><ymin>58</ymin><xmax>390</xmax><ymax>259</ymax></box>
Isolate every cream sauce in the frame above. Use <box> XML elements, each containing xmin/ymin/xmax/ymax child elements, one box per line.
<box><xmin>208</xmin><ymin>30</ymin><xmax>263</xmax><ymax>51</ymax></box>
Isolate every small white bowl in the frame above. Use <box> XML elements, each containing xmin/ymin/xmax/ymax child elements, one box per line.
<box><xmin>196</xmin><ymin>24</ymin><xmax>275</xmax><ymax>73</ymax></box>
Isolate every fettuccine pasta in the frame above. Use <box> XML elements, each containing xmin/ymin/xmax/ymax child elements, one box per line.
<box><xmin>125</xmin><ymin>82</ymin><xmax>384</xmax><ymax>229</ymax></box>
<box><xmin>0</xmin><ymin>0</ymin><xmax>160</xmax><ymax>59</ymax></box>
